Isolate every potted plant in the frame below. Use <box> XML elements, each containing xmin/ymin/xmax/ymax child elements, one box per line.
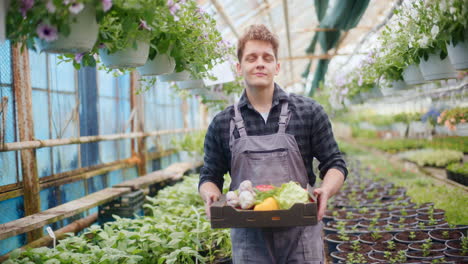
<box><xmin>395</xmin><ymin>230</ymin><xmax>430</xmax><ymax>244</ymax></box>
<box><xmin>97</xmin><ymin>0</ymin><xmax>155</xmax><ymax>69</ymax></box>
<box><xmin>368</xmin><ymin>250</ymin><xmax>408</xmax><ymax>264</ymax></box>
<box><xmin>6</xmin><ymin>0</ymin><xmax>108</xmax><ymax>53</ymax></box>
<box><xmin>407</xmin><ymin>0</ymin><xmax>457</xmax><ymax>81</ymax></box>
<box><xmin>409</xmin><ymin>239</ymin><xmax>447</xmax><ymax>252</ymax></box>
<box><xmin>359</xmin><ymin>230</ymin><xmax>393</xmax><ymax>244</ymax></box>
<box><xmin>406</xmin><ymin>239</ymin><xmax>445</xmax><ymax>261</ymax></box>
<box><xmin>436</xmin><ymin>0</ymin><xmax>468</xmax><ymax>70</ymax></box>
<box><xmin>429</xmin><ymin>229</ymin><xmax>464</xmax><ymax>243</ymax></box>
<box><xmin>372</xmin><ymin>240</ymin><xmax>409</xmax><ymax>253</ymax></box>
<box><xmin>446</xmin><ymin>162</ymin><xmax>468</xmax><ymax>186</ymax></box>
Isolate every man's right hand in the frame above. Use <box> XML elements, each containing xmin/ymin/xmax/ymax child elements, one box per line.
<box><xmin>199</xmin><ymin>182</ymin><xmax>221</xmax><ymax>219</ymax></box>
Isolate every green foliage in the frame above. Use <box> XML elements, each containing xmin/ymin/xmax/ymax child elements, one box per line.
<box><xmin>421</xmin><ymin>240</ymin><xmax>433</xmax><ymax>257</ymax></box>
<box><xmin>357</xmin><ymin>137</ymin><xmax>468</xmax><ymax>154</ymax></box>
<box><xmin>346</xmin><ymin>143</ymin><xmax>468</xmax><ymax>224</ymax></box>
<box><xmin>5</xmin><ymin>175</ymin><xmax>232</xmax><ymax>263</ymax></box>
<box><xmin>446</xmin><ymin>162</ymin><xmax>468</xmax><ymax>177</ymax></box>
<box><xmin>399</xmin><ymin>148</ymin><xmax>463</xmax><ymax>167</ymax></box>
<box><xmin>171</xmin><ymin>130</ymin><xmax>206</xmax><ymax>158</ymax></box>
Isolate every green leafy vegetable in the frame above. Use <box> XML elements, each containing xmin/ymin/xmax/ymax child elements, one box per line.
<box><xmin>274</xmin><ymin>182</ymin><xmax>309</xmax><ymax>210</ymax></box>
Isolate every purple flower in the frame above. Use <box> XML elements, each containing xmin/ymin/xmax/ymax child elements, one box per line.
<box><xmin>196</xmin><ymin>8</ymin><xmax>206</xmax><ymax>15</ymax></box>
<box><xmin>36</xmin><ymin>23</ymin><xmax>58</xmax><ymax>42</ymax></box>
<box><xmin>167</xmin><ymin>0</ymin><xmax>181</xmax><ymax>16</ymax></box>
<box><xmin>75</xmin><ymin>53</ymin><xmax>84</xmax><ymax>63</ymax></box>
<box><xmin>20</xmin><ymin>0</ymin><xmax>35</xmax><ymax>17</ymax></box>
<box><xmin>102</xmin><ymin>0</ymin><xmax>112</xmax><ymax>12</ymax></box>
<box><xmin>69</xmin><ymin>2</ymin><xmax>84</xmax><ymax>14</ymax></box>
<box><xmin>139</xmin><ymin>19</ymin><xmax>151</xmax><ymax>30</ymax></box>
<box><xmin>358</xmin><ymin>74</ymin><xmax>363</xmax><ymax>86</ymax></box>
<box><xmin>63</xmin><ymin>0</ymin><xmax>71</xmax><ymax>4</ymax></box>
<box><xmin>46</xmin><ymin>1</ymin><xmax>56</xmax><ymax>13</ymax></box>
<box><xmin>340</xmin><ymin>87</ymin><xmax>349</xmax><ymax>95</ymax></box>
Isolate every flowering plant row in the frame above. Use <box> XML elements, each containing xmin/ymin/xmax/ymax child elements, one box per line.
<box><xmin>330</xmin><ymin>0</ymin><xmax>466</xmax><ymax>102</ymax></box>
<box><xmin>7</xmin><ymin>0</ymin><xmax>233</xmax><ymax>78</ymax></box>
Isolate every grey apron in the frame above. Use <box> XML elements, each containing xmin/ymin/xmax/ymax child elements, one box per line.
<box><xmin>229</xmin><ymin>100</ymin><xmax>324</xmax><ymax>264</ymax></box>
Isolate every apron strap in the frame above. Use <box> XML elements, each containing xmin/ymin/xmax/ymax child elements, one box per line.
<box><xmin>278</xmin><ymin>101</ymin><xmax>289</xmax><ymax>133</ymax></box>
<box><xmin>233</xmin><ymin>102</ymin><xmax>247</xmax><ymax>138</ymax></box>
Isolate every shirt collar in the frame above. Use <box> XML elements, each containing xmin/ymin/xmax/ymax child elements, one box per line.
<box><xmin>238</xmin><ymin>83</ymin><xmax>289</xmax><ymax>110</ymax></box>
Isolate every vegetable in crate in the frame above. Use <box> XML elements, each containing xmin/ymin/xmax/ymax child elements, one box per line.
<box><xmin>227</xmin><ymin>180</ymin><xmax>309</xmax><ymax>211</ymax></box>
<box><xmin>274</xmin><ymin>182</ymin><xmax>309</xmax><ymax>210</ymax></box>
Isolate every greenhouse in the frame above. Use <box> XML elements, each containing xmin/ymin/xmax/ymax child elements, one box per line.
<box><xmin>0</xmin><ymin>0</ymin><xmax>467</xmax><ymax>263</ymax></box>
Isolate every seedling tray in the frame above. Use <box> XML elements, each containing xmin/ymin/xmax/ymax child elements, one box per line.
<box><xmin>210</xmin><ymin>185</ymin><xmax>318</xmax><ymax>228</ymax></box>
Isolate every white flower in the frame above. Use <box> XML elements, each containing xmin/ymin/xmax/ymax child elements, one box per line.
<box><xmin>430</xmin><ymin>25</ymin><xmax>439</xmax><ymax>38</ymax></box>
<box><xmin>69</xmin><ymin>2</ymin><xmax>84</xmax><ymax>14</ymax></box>
<box><xmin>449</xmin><ymin>7</ymin><xmax>456</xmax><ymax>14</ymax></box>
<box><xmin>418</xmin><ymin>36</ymin><xmax>429</xmax><ymax>47</ymax></box>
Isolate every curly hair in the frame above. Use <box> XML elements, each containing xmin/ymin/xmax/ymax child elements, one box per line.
<box><xmin>237</xmin><ymin>24</ymin><xmax>279</xmax><ymax>62</ymax></box>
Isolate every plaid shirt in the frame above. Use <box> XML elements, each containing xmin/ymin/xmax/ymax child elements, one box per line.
<box><xmin>199</xmin><ymin>83</ymin><xmax>348</xmax><ymax>191</ymax></box>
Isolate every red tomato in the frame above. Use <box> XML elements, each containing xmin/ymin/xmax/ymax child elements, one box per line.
<box><xmin>255</xmin><ymin>185</ymin><xmax>275</xmax><ymax>192</ymax></box>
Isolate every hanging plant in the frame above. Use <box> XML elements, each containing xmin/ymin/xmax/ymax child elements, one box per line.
<box><xmin>7</xmin><ymin>0</ymin><xmax>111</xmax><ymax>52</ymax></box>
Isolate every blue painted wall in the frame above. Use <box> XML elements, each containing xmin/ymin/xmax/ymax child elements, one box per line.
<box><xmin>0</xmin><ymin>40</ymin><xmax>203</xmax><ymax>254</ymax></box>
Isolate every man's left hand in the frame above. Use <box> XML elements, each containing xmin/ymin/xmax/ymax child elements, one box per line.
<box><xmin>313</xmin><ymin>187</ymin><xmax>331</xmax><ymax>221</ymax></box>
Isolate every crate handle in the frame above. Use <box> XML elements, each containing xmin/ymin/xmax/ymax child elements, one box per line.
<box><xmin>272</xmin><ymin>216</ymin><xmax>281</xmax><ymax>221</ymax></box>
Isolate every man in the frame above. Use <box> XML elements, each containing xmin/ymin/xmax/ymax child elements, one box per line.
<box><xmin>198</xmin><ymin>24</ymin><xmax>347</xmax><ymax>263</ymax></box>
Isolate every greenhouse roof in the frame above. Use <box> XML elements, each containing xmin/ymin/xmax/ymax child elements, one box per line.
<box><xmin>198</xmin><ymin>0</ymin><xmax>399</xmax><ymax>92</ymax></box>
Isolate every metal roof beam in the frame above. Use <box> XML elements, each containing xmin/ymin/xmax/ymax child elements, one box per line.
<box><xmin>281</xmin><ymin>0</ymin><xmax>294</xmax><ymax>84</ymax></box>
<box><xmin>209</xmin><ymin>0</ymin><xmax>240</xmax><ymax>39</ymax></box>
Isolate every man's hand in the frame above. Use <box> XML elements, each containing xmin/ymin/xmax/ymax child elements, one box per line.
<box><xmin>199</xmin><ymin>182</ymin><xmax>221</xmax><ymax>219</ymax></box>
<box><xmin>314</xmin><ymin>168</ymin><xmax>345</xmax><ymax>221</ymax></box>
<box><xmin>313</xmin><ymin>187</ymin><xmax>331</xmax><ymax>221</ymax></box>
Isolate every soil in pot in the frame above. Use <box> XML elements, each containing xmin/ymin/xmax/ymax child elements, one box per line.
<box><xmin>445</xmin><ymin>240</ymin><xmax>462</xmax><ymax>250</ymax></box>
<box><xmin>372</xmin><ymin>241</ymin><xmax>409</xmax><ymax>253</ymax></box>
<box><xmin>359</xmin><ymin>232</ymin><xmax>393</xmax><ymax>244</ymax></box>
<box><xmin>368</xmin><ymin>251</ymin><xmax>409</xmax><ymax>263</ymax></box>
<box><xmin>429</xmin><ymin>229</ymin><xmax>464</xmax><ymax>242</ymax></box>
<box><xmin>395</xmin><ymin>231</ymin><xmax>430</xmax><ymax>243</ymax></box>
<box><xmin>391</xmin><ymin>209</ymin><xmax>418</xmax><ymax>218</ymax></box>
<box><xmin>361</xmin><ymin>212</ymin><xmax>391</xmax><ymax>220</ymax></box>
<box><xmin>409</xmin><ymin>241</ymin><xmax>447</xmax><ymax>251</ymax></box>
<box><xmin>406</xmin><ymin>250</ymin><xmax>445</xmax><ymax>260</ymax></box>
<box><xmin>389</xmin><ymin>217</ymin><xmax>419</xmax><ymax>226</ymax></box>
<box><xmin>336</xmin><ymin>242</ymin><xmax>373</xmax><ymax>253</ymax></box>
<box><xmin>443</xmin><ymin>249</ymin><xmax>468</xmax><ymax>261</ymax></box>
<box><xmin>358</xmin><ymin>219</ymin><xmax>389</xmax><ymax>228</ymax></box>
<box><xmin>331</xmin><ymin>251</ymin><xmax>375</xmax><ymax>263</ymax></box>
<box><xmin>417</xmin><ymin>208</ymin><xmax>445</xmax><ymax>215</ymax></box>
<box><xmin>417</xmin><ymin>214</ymin><xmax>445</xmax><ymax>221</ymax></box>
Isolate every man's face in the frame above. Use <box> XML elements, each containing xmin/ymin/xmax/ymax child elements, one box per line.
<box><xmin>237</xmin><ymin>40</ymin><xmax>280</xmax><ymax>89</ymax></box>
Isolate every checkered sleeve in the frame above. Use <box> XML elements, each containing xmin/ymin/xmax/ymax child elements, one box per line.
<box><xmin>310</xmin><ymin>104</ymin><xmax>348</xmax><ymax>180</ymax></box>
<box><xmin>198</xmin><ymin>114</ymin><xmax>229</xmax><ymax>192</ymax></box>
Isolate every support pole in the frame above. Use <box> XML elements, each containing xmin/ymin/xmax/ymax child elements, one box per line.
<box><xmin>12</xmin><ymin>44</ymin><xmax>42</xmax><ymax>242</ymax></box>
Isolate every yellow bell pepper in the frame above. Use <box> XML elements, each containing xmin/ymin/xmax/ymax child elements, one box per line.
<box><xmin>253</xmin><ymin>197</ymin><xmax>279</xmax><ymax>211</ymax></box>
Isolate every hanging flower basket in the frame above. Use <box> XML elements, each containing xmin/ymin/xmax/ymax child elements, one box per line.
<box><xmin>419</xmin><ymin>51</ymin><xmax>457</xmax><ymax>81</ymax></box>
<box><xmin>402</xmin><ymin>64</ymin><xmax>425</xmax><ymax>85</ymax></box>
<box><xmin>447</xmin><ymin>40</ymin><xmax>468</xmax><ymax>70</ymax></box>
<box><xmin>99</xmin><ymin>40</ymin><xmax>150</xmax><ymax>69</ymax></box>
<box><xmin>178</xmin><ymin>79</ymin><xmax>205</xmax><ymax>90</ymax></box>
<box><xmin>36</xmin><ymin>5</ymin><xmax>98</xmax><ymax>54</ymax></box>
<box><xmin>159</xmin><ymin>70</ymin><xmax>191</xmax><ymax>82</ymax></box>
<box><xmin>137</xmin><ymin>53</ymin><xmax>176</xmax><ymax>76</ymax></box>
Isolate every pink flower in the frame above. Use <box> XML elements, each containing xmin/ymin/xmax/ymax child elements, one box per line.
<box><xmin>139</xmin><ymin>19</ymin><xmax>151</xmax><ymax>30</ymax></box>
<box><xmin>46</xmin><ymin>1</ymin><xmax>56</xmax><ymax>13</ymax></box>
<box><xmin>36</xmin><ymin>23</ymin><xmax>58</xmax><ymax>42</ymax></box>
<box><xmin>69</xmin><ymin>2</ymin><xmax>84</xmax><ymax>14</ymax></box>
<box><xmin>75</xmin><ymin>53</ymin><xmax>84</xmax><ymax>63</ymax></box>
<box><xmin>102</xmin><ymin>0</ymin><xmax>112</xmax><ymax>12</ymax></box>
<box><xmin>20</xmin><ymin>0</ymin><xmax>35</xmax><ymax>17</ymax></box>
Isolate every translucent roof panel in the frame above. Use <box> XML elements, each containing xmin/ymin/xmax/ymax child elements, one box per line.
<box><xmin>199</xmin><ymin>0</ymin><xmax>397</xmax><ymax>91</ymax></box>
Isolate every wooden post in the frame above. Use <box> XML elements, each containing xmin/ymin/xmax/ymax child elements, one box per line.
<box><xmin>130</xmin><ymin>71</ymin><xmax>147</xmax><ymax>175</ymax></box>
<box><xmin>181</xmin><ymin>98</ymin><xmax>189</xmax><ymax>129</ymax></box>
<box><xmin>12</xmin><ymin>44</ymin><xmax>42</xmax><ymax>241</ymax></box>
